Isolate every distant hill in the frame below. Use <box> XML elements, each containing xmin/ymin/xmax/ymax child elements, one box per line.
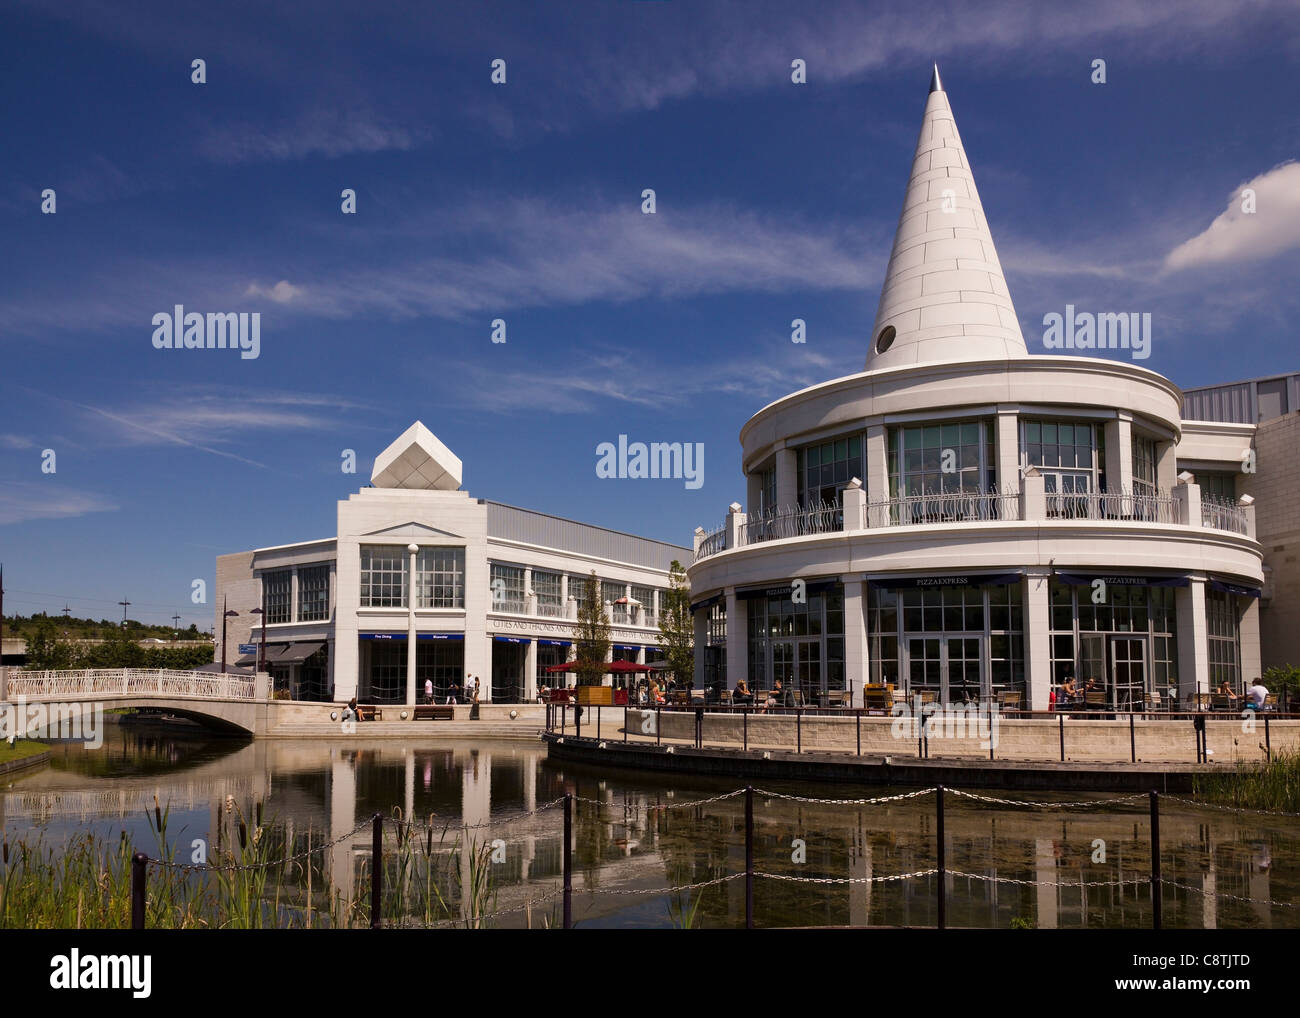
<box><xmin>3</xmin><ymin>613</ymin><xmax>211</xmax><ymax>643</ymax></box>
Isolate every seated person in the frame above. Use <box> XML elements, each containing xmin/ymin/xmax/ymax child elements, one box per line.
<box><xmin>1060</xmin><ymin>677</ymin><xmax>1079</xmax><ymax>704</ymax></box>
<box><xmin>1216</xmin><ymin>680</ymin><xmax>1239</xmax><ymax>703</ymax></box>
<box><xmin>733</xmin><ymin>679</ymin><xmax>753</xmax><ymax>705</ymax></box>
<box><xmin>763</xmin><ymin>679</ymin><xmax>784</xmax><ymax>711</ymax></box>
<box><xmin>1246</xmin><ymin>679</ymin><xmax>1268</xmax><ymax>711</ymax></box>
<box><xmin>342</xmin><ymin>697</ymin><xmax>365</xmax><ymax>723</ymax></box>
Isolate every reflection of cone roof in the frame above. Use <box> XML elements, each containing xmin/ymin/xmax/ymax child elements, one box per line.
<box><xmin>865</xmin><ymin>65</ymin><xmax>1027</xmax><ymax>370</ymax></box>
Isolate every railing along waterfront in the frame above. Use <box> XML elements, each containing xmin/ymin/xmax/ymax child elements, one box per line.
<box><xmin>1201</xmin><ymin>493</ymin><xmax>1249</xmax><ymax>535</ymax></box>
<box><xmin>741</xmin><ymin>501</ymin><xmax>841</xmax><ymax>545</ymax></box>
<box><xmin>5</xmin><ymin>668</ymin><xmax>256</xmax><ymax>700</ymax></box>
<box><xmin>864</xmin><ymin>488</ymin><xmax>1019</xmax><ymax>528</ymax></box>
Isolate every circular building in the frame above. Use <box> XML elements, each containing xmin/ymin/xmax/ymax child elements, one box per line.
<box><xmin>688</xmin><ymin>68</ymin><xmax>1263</xmax><ymax>713</ymax></box>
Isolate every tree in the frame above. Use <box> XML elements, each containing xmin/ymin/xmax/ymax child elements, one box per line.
<box><xmin>574</xmin><ymin>570</ymin><xmax>611</xmax><ymax>687</ymax></box>
<box><xmin>658</xmin><ymin>560</ymin><xmax>694</xmax><ymax>688</ymax></box>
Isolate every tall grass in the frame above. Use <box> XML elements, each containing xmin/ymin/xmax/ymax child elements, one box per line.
<box><xmin>1194</xmin><ymin>747</ymin><xmax>1300</xmax><ymax>812</ymax></box>
<box><xmin>0</xmin><ymin>797</ymin><xmax>505</xmax><ymax>929</ymax></box>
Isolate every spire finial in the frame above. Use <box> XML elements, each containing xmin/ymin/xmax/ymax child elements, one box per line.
<box><xmin>929</xmin><ymin>63</ymin><xmax>943</xmax><ymax>93</ymax></box>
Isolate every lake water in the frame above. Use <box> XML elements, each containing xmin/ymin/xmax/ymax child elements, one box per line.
<box><xmin>3</xmin><ymin>721</ymin><xmax>1296</xmax><ymax>929</ymax></box>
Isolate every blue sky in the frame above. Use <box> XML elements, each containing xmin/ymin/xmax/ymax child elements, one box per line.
<box><xmin>1</xmin><ymin>0</ymin><xmax>1298</xmax><ymax>630</ymax></box>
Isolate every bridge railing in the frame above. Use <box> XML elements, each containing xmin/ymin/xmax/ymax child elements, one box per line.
<box><xmin>5</xmin><ymin>668</ymin><xmax>256</xmax><ymax>701</ymax></box>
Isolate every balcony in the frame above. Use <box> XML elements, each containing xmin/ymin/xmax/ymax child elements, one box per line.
<box><xmin>692</xmin><ymin>480</ymin><xmax>1256</xmax><ymax>562</ymax></box>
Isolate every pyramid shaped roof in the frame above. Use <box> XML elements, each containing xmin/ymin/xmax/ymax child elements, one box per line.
<box><xmin>865</xmin><ymin>65</ymin><xmax>1028</xmax><ymax>370</ymax></box>
<box><xmin>370</xmin><ymin>421</ymin><xmax>462</xmax><ymax>490</ymax></box>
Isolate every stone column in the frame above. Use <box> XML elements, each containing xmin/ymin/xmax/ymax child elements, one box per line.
<box><xmin>995</xmin><ymin>408</ymin><xmax>1020</xmax><ymax>493</ymax></box>
<box><xmin>775</xmin><ymin>445</ymin><xmax>798</xmax><ymax>508</ymax></box>
<box><xmin>866</xmin><ymin>424</ymin><xmax>888</xmax><ymax>518</ymax></box>
<box><xmin>1025</xmin><ymin>569</ymin><xmax>1052</xmax><ymax>710</ymax></box>
<box><xmin>406</xmin><ymin>543</ymin><xmax>419</xmax><ymax>707</ymax></box>
<box><xmin>1239</xmin><ymin>595</ymin><xmax>1261</xmax><ymax>683</ymax></box>
<box><xmin>843</xmin><ymin>579</ymin><xmax>869</xmax><ymax>708</ymax></box>
<box><xmin>724</xmin><ymin>588</ymin><xmax>745</xmax><ymax>692</ymax></box>
<box><xmin>842</xmin><ymin>477</ymin><xmax>865</xmax><ymax>532</ymax></box>
<box><xmin>693</xmin><ymin>609</ymin><xmax>708</xmax><ymax>689</ymax></box>
<box><xmin>1172</xmin><ymin>477</ymin><xmax>1202</xmax><ymax>528</ymax></box>
<box><xmin>1020</xmin><ymin>467</ymin><xmax>1046</xmax><ymax>521</ymax></box>
<box><xmin>1103</xmin><ymin>414</ymin><xmax>1133</xmax><ymax>502</ymax></box>
<box><xmin>1175</xmin><ymin>577</ymin><xmax>1209</xmax><ymax>703</ymax></box>
<box><xmin>524</xmin><ymin>638</ymin><xmax>538</xmax><ymax>702</ymax></box>
<box><xmin>1156</xmin><ymin>439</ymin><xmax>1178</xmax><ymax>493</ymax></box>
<box><xmin>523</xmin><ymin>566</ymin><xmax>535</xmax><ymax>616</ymax></box>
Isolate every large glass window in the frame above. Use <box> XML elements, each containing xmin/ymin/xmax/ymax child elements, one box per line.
<box><xmin>705</xmin><ymin>604</ymin><xmax>727</xmax><ymax>690</ymax></box>
<box><xmin>489</xmin><ymin>562</ymin><xmax>525</xmax><ymax>613</ymax></box>
<box><xmin>604</xmin><ymin>580</ymin><xmax>629</xmax><ymax>623</ymax></box>
<box><xmin>760</xmin><ymin>466</ymin><xmax>777</xmax><ymax>513</ymax></box>
<box><xmin>297</xmin><ymin>564</ymin><xmax>329</xmax><ymax>622</ymax></box>
<box><xmin>1207</xmin><ymin>589</ymin><xmax>1241</xmax><ymax>690</ymax></box>
<box><xmin>889</xmin><ymin>421</ymin><xmax>994</xmax><ymax>497</ymax></box>
<box><xmin>534</xmin><ymin>570</ymin><xmax>563</xmax><ymax>617</ymax></box>
<box><xmin>798</xmin><ymin>435</ymin><xmax>863</xmax><ymax>507</ymax></box>
<box><xmin>360</xmin><ymin>546</ymin><xmax>407</xmax><ymax>608</ymax></box>
<box><xmin>417</xmin><ymin>640</ymin><xmax>466</xmax><ymax>700</ymax></box>
<box><xmin>1198</xmin><ymin>472</ymin><xmax>1237</xmax><ymax>501</ymax></box>
<box><xmin>1023</xmin><ymin>419</ymin><xmax>1105</xmax><ymax>511</ymax></box>
<box><xmin>1131</xmin><ymin>434</ymin><xmax>1157</xmax><ymax>496</ymax></box>
<box><xmin>263</xmin><ymin>570</ymin><xmax>292</xmax><ymax>623</ymax></box>
<box><xmin>631</xmin><ymin>585</ymin><xmax>655</xmax><ymax>626</ymax></box>
<box><xmin>746</xmin><ymin>587</ymin><xmax>844</xmax><ymax>697</ymax></box>
<box><xmin>418</xmin><ymin>548</ymin><xmax>464</xmax><ymax>608</ymax></box>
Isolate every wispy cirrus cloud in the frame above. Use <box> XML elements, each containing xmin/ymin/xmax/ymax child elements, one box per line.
<box><xmin>198</xmin><ymin>108</ymin><xmax>427</xmax><ymax>164</ymax></box>
<box><xmin>0</xmin><ymin>482</ymin><xmax>118</xmax><ymax>526</ymax></box>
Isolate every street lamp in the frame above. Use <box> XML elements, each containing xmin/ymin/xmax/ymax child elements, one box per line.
<box><xmin>250</xmin><ymin>607</ymin><xmax>265</xmax><ymax>675</ymax></box>
<box><xmin>221</xmin><ymin>596</ymin><xmax>239</xmax><ymax>674</ymax></box>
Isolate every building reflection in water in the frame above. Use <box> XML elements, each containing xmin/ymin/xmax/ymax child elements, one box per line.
<box><xmin>3</xmin><ymin>733</ymin><xmax>1298</xmax><ymax>929</ymax></box>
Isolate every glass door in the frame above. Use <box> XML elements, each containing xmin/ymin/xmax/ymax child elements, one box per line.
<box><xmin>771</xmin><ymin>641</ymin><xmax>795</xmax><ymax>701</ymax></box>
<box><xmin>1079</xmin><ymin>634</ymin><xmax>1106</xmax><ymax>707</ymax></box>
<box><xmin>1109</xmin><ymin>636</ymin><xmax>1147</xmax><ymax>711</ymax></box>
<box><xmin>796</xmin><ymin>639</ymin><xmax>821</xmax><ymax>706</ymax></box>
<box><xmin>907</xmin><ymin>638</ymin><xmax>941</xmax><ymax>704</ymax></box>
<box><xmin>944</xmin><ymin>636</ymin><xmax>983</xmax><ymax>703</ymax></box>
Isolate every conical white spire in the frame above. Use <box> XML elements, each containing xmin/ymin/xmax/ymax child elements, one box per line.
<box><xmin>865</xmin><ymin>66</ymin><xmax>1027</xmax><ymax>370</ymax></box>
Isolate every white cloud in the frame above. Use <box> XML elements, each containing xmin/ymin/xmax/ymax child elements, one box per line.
<box><xmin>245</xmin><ymin>279</ymin><xmax>304</xmax><ymax>304</ymax></box>
<box><xmin>0</xmin><ymin>482</ymin><xmax>118</xmax><ymax>525</ymax></box>
<box><xmin>1163</xmin><ymin>162</ymin><xmax>1300</xmax><ymax>272</ymax></box>
<box><xmin>199</xmin><ymin>109</ymin><xmax>424</xmax><ymax>164</ymax></box>
<box><xmin>0</xmin><ymin>434</ymin><xmax>38</xmax><ymax>450</ymax></box>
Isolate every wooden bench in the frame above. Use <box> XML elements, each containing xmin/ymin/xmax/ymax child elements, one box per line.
<box><xmin>413</xmin><ymin>705</ymin><xmax>455</xmax><ymax>721</ymax></box>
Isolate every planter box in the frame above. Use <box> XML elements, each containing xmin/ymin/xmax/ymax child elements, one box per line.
<box><xmin>577</xmin><ymin>686</ymin><xmax>613</xmax><ymax>706</ymax></box>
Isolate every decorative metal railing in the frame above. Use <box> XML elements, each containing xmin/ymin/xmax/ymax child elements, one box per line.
<box><xmin>1200</xmin><ymin>494</ymin><xmax>1249</xmax><ymax>535</ymax></box>
<box><xmin>741</xmin><ymin>501</ymin><xmax>842</xmax><ymax>545</ymax></box>
<box><xmin>694</xmin><ymin>522</ymin><xmax>727</xmax><ymax>562</ymax></box>
<box><xmin>6</xmin><ymin>668</ymin><xmax>256</xmax><ymax>700</ymax></box>
<box><xmin>1045</xmin><ymin>487</ymin><xmax>1178</xmax><ymax>524</ymax></box>
<box><xmin>864</xmin><ymin>488</ymin><xmax>1021</xmax><ymax>528</ymax></box>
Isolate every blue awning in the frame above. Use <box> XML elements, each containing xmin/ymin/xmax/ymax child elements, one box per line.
<box><xmin>1054</xmin><ymin>572</ymin><xmax>1188</xmax><ymax>588</ymax></box>
<box><xmin>690</xmin><ymin>593</ymin><xmax>724</xmax><ymax>613</ymax></box>
<box><xmin>1210</xmin><ymin>579</ymin><xmax>1262</xmax><ymax>598</ymax></box>
<box><xmin>537</xmin><ymin>639</ymin><xmax>572</xmax><ymax>647</ymax></box>
<box><xmin>869</xmin><ymin>571</ymin><xmax>1022</xmax><ymax>590</ymax></box>
<box><xmin>493</xmin><ymin>635</ymin><xmax>531</xmax><ymax>644</ymax></box>
<box><xmin>360</xmin><ymin>632</ymin><xmax>465</xmax><ymax>641</ymax></box>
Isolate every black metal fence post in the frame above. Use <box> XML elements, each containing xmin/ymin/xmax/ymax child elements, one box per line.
<box><xmin>856</xmin><ymin>710</ymin><xmax>861</xmax><ymax>756</ymax></box>
<box><xmin>745</xmin><ymin>785</ymin><xmax>754</xmax><ymax>930</ymax></box>
<box><xmin>1058</xmin><ymin>713</ymin><xmax>1065</xmax><ymax>762</ymax></box>
<box><xmin>563</xmin><ymin>793</ymin><xmax>573</xmax><ymax>930</ymax></box>
<box><xmin>370</xmin><ymin>813</ymin><xmax>382</xmax><ymax>928</ymax></box>
<box><xmin>597</xmin><ymin>704</ymin><xmax>601</xmax><ymax>741</ymax></box>
<box><xmin>561</xmin><ymin>704</ymin><xmax>566</xmax><ymax>736</ymax></box>
<box><xmin>796</xmin><ymin>709</ymin><xmax>802</xmax><ymax>754</ymax></box>
<box><xmin>1130</xmin><ymin>711</ymin><xmax>1136</xmax><ymax>763</ymax></box>
<box><xmin>1265</xmin><ymin>715</ymin><xmax>1271</xmax><ymax>760</ymax></box>
<box><xmin>1149</xmin><ymin>790</ymin><xmax>1161</xmax><ymax>931</ymax></box>
<box><xmin>743</xmin><ymin>708</ymin><xmax>748</xmax><ymax>752</ymax></box>
<box><xmin>988</xmin><ymin>701</ymin><xmax>994</xmax><ymax>762</ymax></box>
<box><xmin>936</xmin><ymin>785</ymin><xmax>946</xmax><ymax>930</ymax></box>
<box><xmin>624</xmin><ymin>704</ymin><xmax>628</xmax><ymax>743</ymax></box>
<box><xmin>131</xmin><ymin>853</ymin><xmax>147</xmax><ymax>930</ymax></box>
<box><xmin>656</xmin><ymin>706</ymin><xmax>661</xmax><ymax>747</ymax></box>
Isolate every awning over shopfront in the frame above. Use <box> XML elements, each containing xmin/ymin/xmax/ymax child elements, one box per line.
<box><xmin>1210</xmin><ymin>578</ymin><xmax>1262</xmax><ymax>598</ymax></box>
<box><xmin>868</xmin><ymin>571</ymin><xmax>1022</xmax><ymax>590</ymax></box>
<box><xmin>736</xmin><ymin>578</ymin><xmax>841</xmax><ymax>600</ymax></box>
<box><xmin>276</xmin><ymin>642</ymin><xmax>324</xmax><ymax>663</ymax></box>
<box><xmin>690</xmin><ymin>593</ymin><xmax>724</xmax><ymax>613</ymax></box>
<box><xmin>1053</xmin><ymin>572</ymin><xmax>1189</xmax><ymax>588</ymax></box>
<box><xmin>358</xmin><ymin>632</ymin><xmax>465</xmax><ymax>641</ymax></box>
<box><xmin>493</xmin><ymin>635</ymin><xmax>530</xmax><ymax>644</ymax></box>
<box><xmin>537</xmin><ymin>639</ymin><xmax>572</xmax><ymax>647</ymax></box>
<box><xmin>236</xmin><ymin>644</ymin><xmax>291</xmax><ymax>666</ymax></box>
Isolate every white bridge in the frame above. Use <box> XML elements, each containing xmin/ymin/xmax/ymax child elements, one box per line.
<box><xmin>1</xmin><ymin>668</ymin><xmax>265</xmax><ymax>736</ymax></box>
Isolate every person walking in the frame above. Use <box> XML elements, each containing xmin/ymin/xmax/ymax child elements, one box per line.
<box><xmin>424</xmin><ymin>677</ymin><xmax>434</xmax><ymax>705</ymax></box>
